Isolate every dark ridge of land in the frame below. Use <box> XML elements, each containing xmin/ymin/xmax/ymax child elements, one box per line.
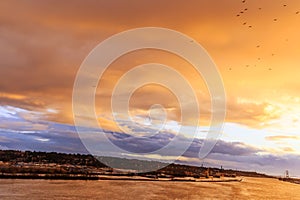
<box><xmin>279</xmin><ymin>177</ymin><xmax>300</xmax><ymax>185</ymax></box>
<box><xmin>0</xmin><ymin>150</ymin><xmax>273</xmax><ymax>180</ymax></box>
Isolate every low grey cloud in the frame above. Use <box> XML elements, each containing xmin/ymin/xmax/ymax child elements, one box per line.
<box><xmin>1</xmin><ymin>104</ymin><xmax>300</xmax><ymax>176</ymax></box>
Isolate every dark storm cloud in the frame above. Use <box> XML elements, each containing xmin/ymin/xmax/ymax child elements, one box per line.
<box><xmin>182</xmin><ymin>139</ymin><xmax>259</xmax><ymax>158</ymax></box>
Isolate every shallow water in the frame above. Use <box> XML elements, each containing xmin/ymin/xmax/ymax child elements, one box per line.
<box><xmin>0</xmin><ymin>177</ymin><xmax>300</xmax><ymax>199</ymax></box>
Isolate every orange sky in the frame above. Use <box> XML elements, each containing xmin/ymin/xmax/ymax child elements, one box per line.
<box><xmin>1</xmin><ymin>0</ymin><xmax>299</xmax><ymax>126</ymax></box>
<box><xmin>1</xmin><ymin>0</ymin><xmax>300</xmax><ymax>173</ymax></box>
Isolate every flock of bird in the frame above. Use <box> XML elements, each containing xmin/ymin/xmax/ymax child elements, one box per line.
<box><xmin>228</xmin><ymin>0</ymin><xmax>299</xmax><ymax>71</ymax></box>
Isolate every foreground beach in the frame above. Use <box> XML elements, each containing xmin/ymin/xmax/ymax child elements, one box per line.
<box><xmin>1</xmin><ymin>177</ymin><xmax>300</xmax><ymax>199</ymax></box>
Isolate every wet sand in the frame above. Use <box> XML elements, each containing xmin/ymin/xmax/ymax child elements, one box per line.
<box><xmin>0</xmin><ymin>177</ymin><xmax>300</xmax><ymax>199</ymax></box>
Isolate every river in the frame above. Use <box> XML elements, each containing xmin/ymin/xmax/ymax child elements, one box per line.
<box><xmin>0</xmin><ymin>177</ymin><xmax>300</xmax><ymax>199</ymax></box>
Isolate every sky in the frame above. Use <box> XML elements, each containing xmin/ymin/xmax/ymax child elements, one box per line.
<box><xmin>1</xmin><ymin>0</ymin><xmax>300</xmax><ymax>176</ymax></box>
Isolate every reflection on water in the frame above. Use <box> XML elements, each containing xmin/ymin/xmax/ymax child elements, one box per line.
<box><xmin>0</xmin><ymin>177</ymin><xmax>300</xmax><ymax>200</ymax></box>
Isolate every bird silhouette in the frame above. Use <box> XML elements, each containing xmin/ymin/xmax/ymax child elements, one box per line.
<box><xmin>233</xmin><ymin>1</ymin><xmax>288</xmax><ymax>68</ymax></box>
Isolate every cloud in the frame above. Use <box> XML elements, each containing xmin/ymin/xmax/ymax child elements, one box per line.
<box><xmin>265</xmin><ymin>135</ymin><xmax>299</xmax><ymax>141</ymax></box>
<box><xmin>1</xmin><ymin>0</ymin><xmax>300</xmax><ymax>128</ymax></box>
<box><xmin>0</xmin><ymin>123</ymin><xmax>88</xmax><ymax>154</ymax></box>
<box><xmin>1</xmin><ymin>106</ymin><xmax>300</xmax><ymax>176</ymax></box>
<box><xmin>226</xmin><ymin>97</ymin><xmax>283</xmax><ymax>128</ymax></box>
<box><xmin>0</xmin><ymin>144</ymin><xmax>9</xmax><ymax>150</ymax></box>
<box><xmin>282</xmin><ymin>147</ymin><xmax>294</xmax><ymax>152</ymax></box>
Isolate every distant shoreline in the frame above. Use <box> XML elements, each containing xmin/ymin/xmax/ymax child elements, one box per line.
<box><xmin>0</xmin><ymin>173</ymin><xmax>245</xmax><ymax>182</ymax></box>
<box><xmin>0</xmin><ymin>173</ymin><xmax>99</xmax><ymax>180</ymax></box>
<box><xmin>279</xmin><ymin>177</ymin><xmax>300</xmax><ymax>185</ymax></box>
<box><xmin>0</xmin><ymin>150</ymin><xmax>274</xmax><ymax>182</ymax></box>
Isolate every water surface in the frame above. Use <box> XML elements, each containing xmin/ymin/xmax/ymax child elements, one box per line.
<box><xmin>0</xmin><ymin>177</ymin><xmax>299</xmax><ymax>199</ymax></box>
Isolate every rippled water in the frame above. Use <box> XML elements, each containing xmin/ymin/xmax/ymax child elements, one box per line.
<box><xmin>0</xmin><ymin>177</ymin><xmax>300</xmax><ymax>199</ymax></box>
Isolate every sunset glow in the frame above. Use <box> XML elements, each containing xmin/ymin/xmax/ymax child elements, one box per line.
<box><xmin>1</xmin><ymin>0</ymin><xmax>300</xmax><ymax>176</ymax></box>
